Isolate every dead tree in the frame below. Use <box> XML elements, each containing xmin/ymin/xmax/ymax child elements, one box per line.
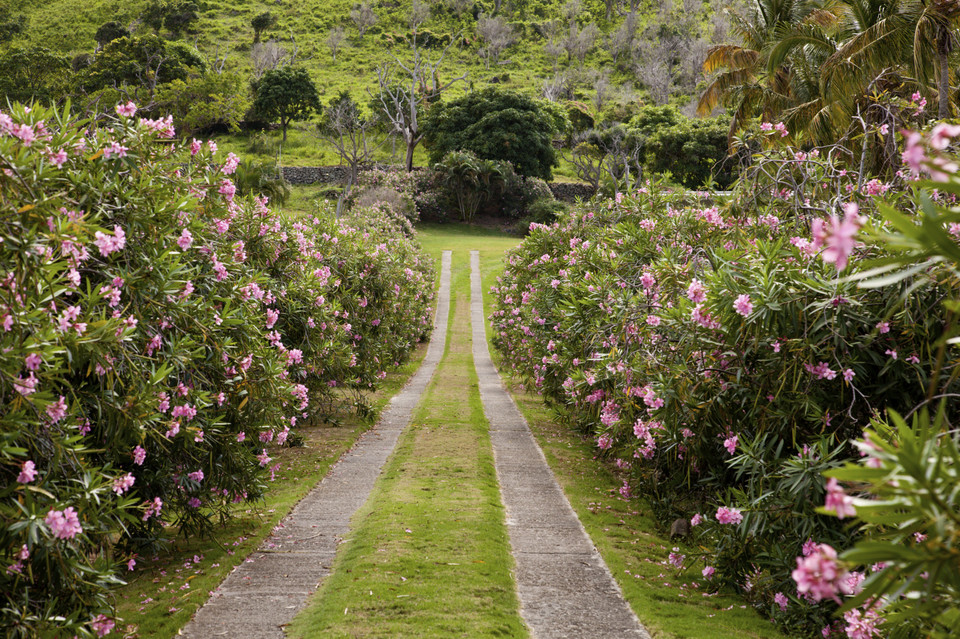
<box><xmin>374</xmin><ymin>35</ymin><xmax>467</xmax><ymax>171</ymax></box>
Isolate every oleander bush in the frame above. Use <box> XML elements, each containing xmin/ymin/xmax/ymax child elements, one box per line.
<box><xmin>491</xmin><ymin>124</ymin><xmax>960</xmax><ymax>637</ymax></box>
<box><xmin>0</xmin><ymin>101</ymin><xmax>433</xmax><ymax>637</ymax></box>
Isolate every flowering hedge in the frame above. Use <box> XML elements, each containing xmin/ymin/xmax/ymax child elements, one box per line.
<box><xmin>0</xmin><ymin>103</ymin><xmax>433</xmax><ymax>637</ymax></box>
<box><xmin>490</xmin><ymin>128</ymin><xmax>958</xmax><ymax>636</ymax></box>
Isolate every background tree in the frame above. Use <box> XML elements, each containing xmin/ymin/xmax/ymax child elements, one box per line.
<box><xmin>252</xmin><ymin>66</ymin><xmax>320</xmax><ymax>142</ymax></box>
<box><xmin>351</xmin><ymin>2</ymin><xmax>378</xmax><ymax>39</ymax></box>
<box><xmin>318</xmin><ymin>91</ymin><xmax>386</xmax><ymax>196</ymax></box>
<box><xmin>374</xmin><ymin>34</ymin><xmax>467</xmax><ymax>171</ymax></box>
<box><xmin>423</xmin><ymin>87</ymin><xmax>564</xmax><ymax>180</ymax></box>
<box><xmin>141</xmin><ymin>0</ymin><xmax>200</xmax><ymax>37</ymax></box>
<box><xmin>0</xmin><ymin>6</ymin><xmax>26</xmax><ymax>44</ymax></box>
<box><xmin>94</xmin><ymin>21</ymin><xmax>130</xmax><ymax>49</ymax></box>
<box><xmin>250</xmin><ymin>40</ymin><xmax>297</xmax><ymax>80</ymax></box>
<box><xmin>79</xmin><ymin>35</ymin><xmax>204</xmax><ymax>100</ymax></box>
<box><xmin>477</xmin><ymin>14</ymin><xmax>517</xmax><ymax>68</ymax></box>
<box><xmin>0</xmin><ymin>45</ymin><xmax>69</xmax><ymax>103</ymax></box>
<box><xmin>327</xmin><ymin>26</ymin><xmax>346</xmax><ymax>60</ymax></box>
<box><xmin>251</xmin><ymin>11</ymin><xmax>277</xmax><ymax>44</ymax></box>
<box><xmin>154</xmin><ymin>71</ymin><xmax>251</xmax><ymax>134</ymax></box>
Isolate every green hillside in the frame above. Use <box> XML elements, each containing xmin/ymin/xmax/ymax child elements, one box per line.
<box><xmin>4</xmin><ymin>0</ymin><xmax>719</xmax><ymax>108</ymax></box>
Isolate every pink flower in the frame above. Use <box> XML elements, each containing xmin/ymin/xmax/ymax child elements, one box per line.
<box><xmin>45</xmin><ymin>507</ymin><xmax>83</xmax><ymax>540</ymax></box>
<box><xmin>24</xmin><ymin>353</ymin><xmax>42</xmax><ymax>371</ymax></box>
<box><xmin>774</xmin><ymin>122</ymin><xmax>788</xmax><ymax>137</ymax></box>
<box><xmin>690</xmin><ymin>513</ymin><xmax>702</xmax><ymax>527</ymax></box>
<box><xmin>257</xmin><ymin>450</ymin><xmax>271</xmax><ymax>467</ymax></box>
<box><xmin>176</xmin><ymin>229</ymin><xmax>193</xmax><ymax>251</ymax></box>
<box><xmin>811</xmin><ymin>204</ymin><xmax>862</xmax><ymax>271</ymax></box>
<box><xmin>218</xmin><ymin>179</ymin><xmax>236</xmax><ymax>201</ymax></box>
<box><xmin>116</xmin><ymin>101</ymin><xmax>137</xmax><ymax>117</ymax></box>
<box><xmin>702</xmin><ymin>566</ymin><xmax>715</xmax><ymax>579</ymax></box>
<box><xmin>597</xmin><ymin>434</ymin><xmax>612</xmax><ymax>450</ymax></box>
<box><xmin>876</xmin><ymin>321</ymin><xmax>890</xmax><ymax>334</ymax></box>
<box><xmin>824</xmin><ymin>477</ymin><xmax>856</xmax><ymax>519</ymax></box>
<box><xmin>668</xmin><ymin>548</ymin><xmax>685</xmax><ymax>568</ymax></box>
<box><xmin>723</xmin><ymin>435</ymin><xmax>738</xmax><ymax>455</ymax></box>
<box><xmin>237</xmin><ymin>431</ymin><xmax>246</xmax><ymax>442</ymax></box>
<box><xmin>13</xmin><ymin>374</ymin><xmax>38</xmax><ymax>396</ymax></box>
<box><xmin>843</xmin><ymin>608</ymin><xmax>882</xmax><ymax>639</ymax></box>
<box><xmin>93</xmin><ymin>225</ymin><xmax>126</xmax><ymax>256</ymax></box>
<box><xmin>885</xmin><ymin>349</ymin><xmax>897</xmax><ymax>360</ymax></box>
<box><xmin>223</xmin><ymin>153</ymin><xmax>241</xmax><ymax>175</ymax></box>
<box><xmin>17</xmin><ymin>460</ymin><xmax>37</xmax><ymax>483</ymax></box>
<box><xmin>112</xmin><ymin>473</ymin><xmax>135</xmax><ymax>495</ymax></box>
<box><xmin>760</xmin><ymin>122</ymin><xmax>773</xmax><ymax>131</ymax></box>
<box><xmin>91</xmin><ymin>614</ymin><xmax>115</xmax><ymax>637</ymax></box>
<box><xmin>930</xmin><ymin>123</ymin><xmax>960</xmax><ymax>150</ymax></box>
<box><xmin>190</xmin><ymin>138</ymin><xmax>202</xmax><ymax>155</ymax></box>
<box><xmin>187</xmin><ymin>469</ymin><xmax>204</xmax><ymax>482</ymax></box>
<box><xmin>733</xmin><ymin>294</ymin><xmax>753</xmax><ymax>317</ymax></box>
<box><xmin>843</xmin><ymin>368</ymin><xmax>856</xmax><ymax>382</ymax></box>
<box><xmin>805</xmin><ymin>361</ymin><xmax>837</xmax><ymax>380</ymax></box>
<box><xmin>687</xmin><ymin>278</ymin><xmax>707</xmax><ymax>303</ymax></box>
<box><xmin>127</xmin><ymin>558</ymin><xmax>137</xmax><ymax>571</ymax></box>
<box><xmin>265</xmin><ymin>308</ymin><xmax>279</xmax><ymax>329</ymax></box>
<box><xmin>774</xmin><ymin>592</ymin><xmax>789</xmax><ymax>611</ymax></box>
<box><xmin>901</xmin><ymin>131</ymin><xmax>926</xmax><ymax>175</ymax></box>
<box><xmin>716</xmin><ymin>506</ymin><xmax>743</xmax><ymax>524</ymax></box>
<box><xmin>46</xmin><ymin>396</ymin><xmax>68</xmax><ymax>423</ymax></box>
<box><xmin>792</xmin><ymin>543</ymin><xmax>847</xmax><ymax>602</ymax></box>
<box><xmin>142</xmin><ymin>497</ymin><xmax>163</xmax><ymax>521</ymax></box>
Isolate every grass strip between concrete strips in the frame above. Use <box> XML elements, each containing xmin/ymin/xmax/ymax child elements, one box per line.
<box><xmin>286</xmin><ymin>248</ymin><xmax>529</xmax><ymax>638</ymax></box>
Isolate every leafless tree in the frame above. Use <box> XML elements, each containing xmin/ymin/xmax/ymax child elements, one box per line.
<box><xmin>409</xmin><ymin>0</ymin><xmax>430</xmax><ymax>30</ymax></box>
<box><xmin>373</xmin><ymin>35</ymin><xmax>467</xmax><ymax>171</ymax></box>
<box><xmin>251</xmin><ymin>40</ymin><xmax>295</xmax><ymax>79</ymax></box>
<box><xmin>327</xmin><ymin>26</ymin><xmax>345</xmax><ymax>61</ymax></box>
<box><xmin>606</xmin><ymin>11</ymin><xmax>638</xmax><ymax>65</ymax></box>
<box><xmin>564</xmin><ymin>21</ymin><xmax>599</xmax><ymax>64</ymax></box>
<box><xmin>541</xmin><ymin>72</ymin><xmax>571</xmax><ymax>101</ymax></box>
<box><xmin>635</xmin><ymin>42</ymin><xmax>674</xmax><ymax>104</ymax></box>
<box><xmin>477</xmin><ymin>14</ymin><xmax>517</xmax><ymax>68</ymax></box>
<box><xmin>351</xmin><ymin>3</ymin><xmax>378</xmax><ymax>39</ymax></box>
<box><xmin>541</xmin><ymin>21</ymin><xmax>566</xmax><ymax>71</ymax></box>
<box><xmin>562</xmin><ymin>0</ymin><xmax>583</xmax><ymax>23</ymax></box>
<box><xmin>592</xmin><ymin>72</ymin><xmax>612</xmax><ymax>113</ymax></box>
<box><xmin>318</xmin><ymin>95</ymin><xmax>387</xmax><ymax>200</ymax></box>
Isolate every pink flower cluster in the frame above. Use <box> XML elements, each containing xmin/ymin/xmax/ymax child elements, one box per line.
<box><xmin>45</xmin><ymin>507</ymin><xmax>83</xmax><ymax>540</ymax></box>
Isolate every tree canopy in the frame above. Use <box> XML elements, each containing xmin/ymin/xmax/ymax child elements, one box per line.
<box><xmin>423</xmin><ymin>87</ymin><xmax>564</xmax><ymax>180</ymax></box>
<box><xmin>251</xmin><ymin>66</ymin><xmax>321</xmax><ymax>142</ymax></box>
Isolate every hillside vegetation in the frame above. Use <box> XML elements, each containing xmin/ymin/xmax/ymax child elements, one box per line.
<box><xmin>4</xmin><ymin>0</ymin><xmax>725</xmax><ymax>110</ymax></box>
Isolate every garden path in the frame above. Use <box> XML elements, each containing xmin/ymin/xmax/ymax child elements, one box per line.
<box><xmin>180</xmin><ymin>248</ymin><xmax>649</xmax><ymax>638</ymax></box>
<box><xmin>178</xmin><ymin>251</ymin><xmax>452</xmax><ymax>639</ymax></box>
<box><xmin>471</xmin><ymin>251</ymin><xmax>651</xmax><ymax>639</ymax></box>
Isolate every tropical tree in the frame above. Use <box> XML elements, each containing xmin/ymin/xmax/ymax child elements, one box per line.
<box><xmin>251</xmin><ymin>66</ymin><xmax>320</xmax><ymax>142</ymax></box>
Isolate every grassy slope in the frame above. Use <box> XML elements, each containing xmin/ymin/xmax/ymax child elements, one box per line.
<box><xmin>7</xmin><ymin>0</ymin><xmax>682</xmax><ymax>172</ymax></box>
<box><xmin>287</xmin><ymin>246</ymin><xmax>528</xmax><ymax>638</ymax></box>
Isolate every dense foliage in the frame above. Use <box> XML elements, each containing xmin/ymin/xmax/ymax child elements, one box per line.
<box><xmin>423</xmin><ymin>87</ymin><xmax>565</xmax><ymax>181</ymax></box>
<box><xmin>491</xmin><ymin>124</ymin><xmax>960</xmax><ymax>637</ymax></box>
<box><xmin>0</xmin><ymin>101</ymin><xmax>433</xmax><ymax>637</ymax></box>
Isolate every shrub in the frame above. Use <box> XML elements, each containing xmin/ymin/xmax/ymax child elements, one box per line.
<box><xmin>423</xmin><ymin>87</ymin><xmax>565</xmax><ymax>180</ymax></box>
<box><xmin>0</xmin><ymin>101</ymin><xmax>434</xmax><ymax>635</ymax></box>
<box><xmin>490</xmin><ymin>134</ymin><xmax>953</xmax><ymax>633</ymax></box>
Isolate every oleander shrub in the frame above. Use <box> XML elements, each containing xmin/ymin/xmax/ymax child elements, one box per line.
<box><xmin>0</xmin><ymin>101</ymin><xmax>434</xmax><ymax>636</ymax></box>
<box><xmin>490</xmin><ymin>127</ymin><xmax>958</xmax><ymax>636</ymax></box>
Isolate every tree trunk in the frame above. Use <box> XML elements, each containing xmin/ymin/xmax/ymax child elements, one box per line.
<box><xmin>282</xmin><ymin>117</ymin><xmax>288</xmax><ymax>143</ymax></box>
<box><xmin>405</xmin><ymin>139</ymin><xmax>415</xmax><ymax>171</ymax></box>
<box><xmin>938</xmin><ymin>47</ymin><xmax>951</xmax><ymax>119</ymax></box>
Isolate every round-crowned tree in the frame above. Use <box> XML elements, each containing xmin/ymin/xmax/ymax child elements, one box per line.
<box><xmin>423</xmin><ymin>87</ymin><xmax>564</xmax><ymax>180</ymax></box>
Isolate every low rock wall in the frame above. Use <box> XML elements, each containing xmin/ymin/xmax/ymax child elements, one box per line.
<box><xmin>280</xmin><ymin>166</ymin><xmax>596</xmax><ymax>202</ymax></box>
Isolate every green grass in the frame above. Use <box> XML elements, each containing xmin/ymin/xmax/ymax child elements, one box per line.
<box><xmin>6</xmin><ymin>0</ymin><xmax>673</xmax><ymax>175</ymax></box>
<box><xmin>287</xmin><ymin>248</ymin><xmax>528</xmax><ymax>638</ymax></box>
<box><xmin>111</xmin><ymin>339</ymin><xmax>430</xmax><ymax>638</ymax></box>
<box><xmin>505</xmin><ymin>385</ymin><xmax>792</xmax><ymax>639</ymax></box>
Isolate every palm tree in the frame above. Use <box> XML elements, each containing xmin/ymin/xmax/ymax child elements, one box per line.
<box><xmin>697</xmin><ymin>0</ymin><xmax>816</xmax><ymax>139</ymax></box>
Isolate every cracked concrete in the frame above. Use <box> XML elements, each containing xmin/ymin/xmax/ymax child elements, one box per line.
<box><xmin>470</xmin><ymin>250</ymin><xmax>651</xmax><ymax>639</ymax></box>
<box><xmin>178</xmin><ymin>251</ymin><xmax>452</xmax><ymax>639</ymax></box>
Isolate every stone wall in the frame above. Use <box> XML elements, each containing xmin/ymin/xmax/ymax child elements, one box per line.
<box><xmin>548</xmin><ymin>182</ymin><xmax>595</xmax><ymax>202</ymax></box>
<box><xmin>280</xmin><ymin>165</ymin><xmax>596</xmax><ymax>202</ymax></box>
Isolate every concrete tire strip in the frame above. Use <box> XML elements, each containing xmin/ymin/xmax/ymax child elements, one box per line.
<box><xmin>470</xmin><ymin>250</ymin><xmax>652</xmax><ymax>639</ymax></box>
<box><xmin>180</xmin><ymin>250</ymin><xmax>453</xmax><ymax>638</ymax></box>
